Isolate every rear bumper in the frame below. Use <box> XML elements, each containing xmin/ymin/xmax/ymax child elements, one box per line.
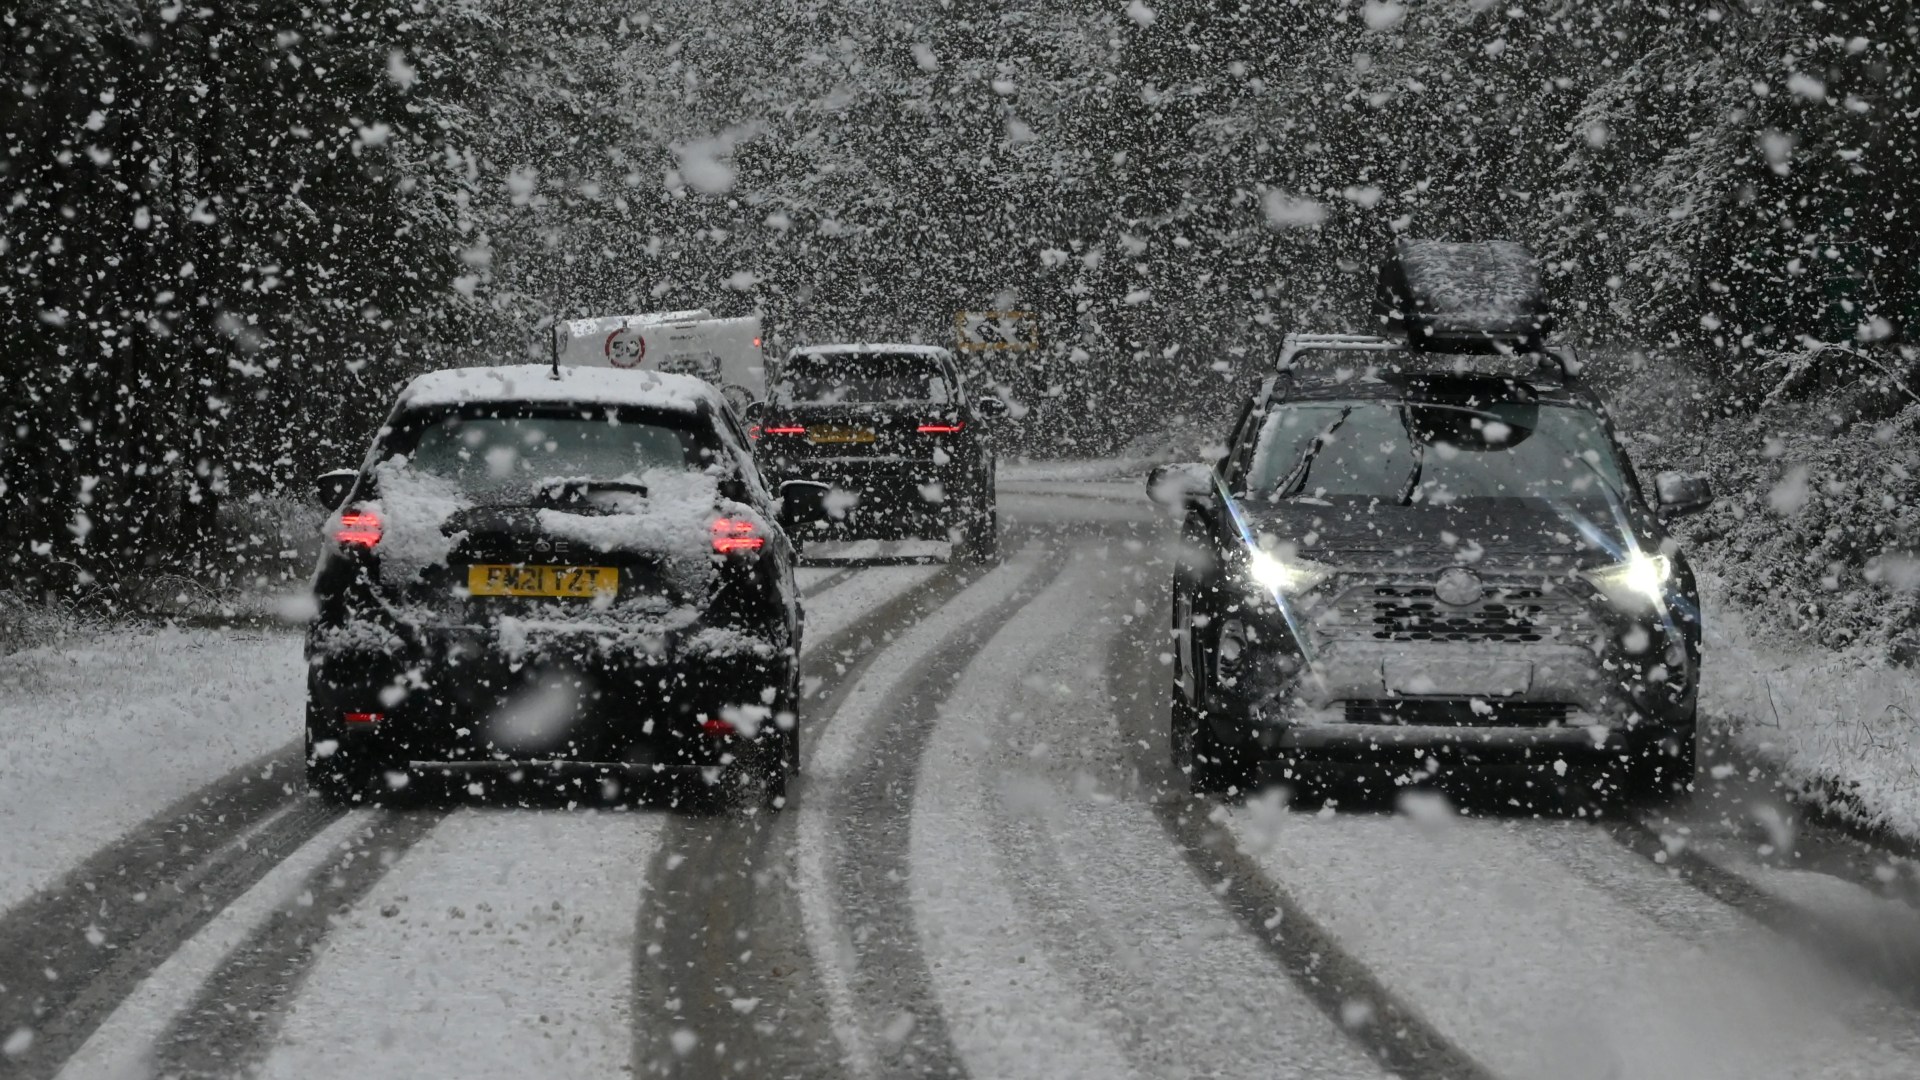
<box><xmin>306</xmin><ymin>622</ymin><xmax>789</xmax><ymax>771</ymax></box>
<box><xmin>766</xmin><ymin>459</ymin><xmax>987</xmax><ymax>537</ymax></box>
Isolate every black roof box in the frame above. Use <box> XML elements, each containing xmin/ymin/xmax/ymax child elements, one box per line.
<box><xmin>1374</xmin><ymin>239</ymin><xmax>1556</xmax><ymax>353</ymax></box>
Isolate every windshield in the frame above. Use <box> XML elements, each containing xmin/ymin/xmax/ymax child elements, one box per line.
<box><xmin>773</xmin><ymin>354</ymin><xmax>953</xmax><ymax>405</ymax></box>
<box><xmin>386</xmin><ymin>409</ymin><xmax>709</xmax><ymax>494</ymax></box>
<box><xmin>1247</xmin><ymin>400</ymin><xmax>1628</xmax><ymax>504</ymax></box>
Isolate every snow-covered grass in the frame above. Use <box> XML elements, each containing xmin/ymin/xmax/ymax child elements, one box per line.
<box><xmin>1701</xmin><ymin>573</ymin><xmax>1920</xmax><ymax>845</ymax></box>
<box><xmin>0</xmin><ymin>626</ymin><xmax>305</xmax><ymax>911</ymax></box>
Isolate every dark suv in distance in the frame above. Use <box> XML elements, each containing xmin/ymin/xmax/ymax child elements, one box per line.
<box><xmin>305</xmin><ymin>364</ymin><xmax>824</xmax><ymax>808</ymax></box>
<box><xmin>751</xmin><ymin>344</ymin><xmax>1005</xmax><ymax>561</ymax></box>
<box><xmin>1154</xmin><ymin>332</ymin><xmax>1715</xmax><ymax>802</ymax></box>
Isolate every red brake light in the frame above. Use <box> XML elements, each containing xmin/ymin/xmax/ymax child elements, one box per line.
<box><xmin>343</xmin><ymin>711</ymin><xmax>383</xmax><ymax>724</ymax></box>
<box><xmin>335</xmin><ymin>509</ymin><xmax>382</xmax><ymax>549</ymax></box>
<box><xmin>711</xmin><ymin>518</ymin><xmax>766</xmax><ymax>553</ymax></box>
<box><xmin>916</xmin><ymin>422</ymin><xmax>965</xmax><ymax>434</ymax></box>
<box><xmin>701</xmin><ymin>716</ymin><xmax>736</xmax><ymax>736</ymax></box>
<box><xmin>762</xmin><ymin>425</ymin><xmax>807</xmax><ymax>436</ymax></box>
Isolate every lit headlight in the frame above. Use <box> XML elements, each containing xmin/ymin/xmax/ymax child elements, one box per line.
<box><xmin>1582</xmin><ymin>552</ymin><xmax>1672</xmax><ymax>608</ymax></box>
<box><xmin>1245</xmin><ymin>548</ymin><xmax>1334</xmax><ymax>598</ymax></box>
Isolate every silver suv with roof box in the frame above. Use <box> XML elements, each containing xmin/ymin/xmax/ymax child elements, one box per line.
<box><xmin>1152</xmin><ymin>241</ymin><xmax>1715</xmax><ymax>801</ymax></box>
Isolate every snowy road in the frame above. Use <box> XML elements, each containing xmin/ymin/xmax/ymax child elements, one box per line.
<box><xmin>7</xmin><ymin>483</ymin><xmax>1920</xmax><ymax>1080</ymax></box>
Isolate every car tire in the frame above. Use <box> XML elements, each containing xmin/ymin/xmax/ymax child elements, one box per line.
<box><xmin>306</xmin><ymin>733</ymin><xmax>370</xmax><ymax>805</ymax></box>
<box><xmin>1170</xmin><ymin>684</ymin><xmax>1197</xmax><ymax>774</ymax></box>
<box><xmin>1629</xmin><ymin>720</ymin><xmax>1697</xmax><ymax>804</ymax></box>
<box><xmin>957</xmin><ymin>497</ymin><xmax>1000</xmax><ymax>564</ymax></box>
<box><xmin>1190</xmin><ymin>708</ymin><xmax>1255</xmax><ymax>796</ymax></box>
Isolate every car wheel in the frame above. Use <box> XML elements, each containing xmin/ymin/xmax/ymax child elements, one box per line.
<box><xmin>957</xmin><ymin>497</ymin><xmax>1000</xmax><ymax>564</ymax></box>
<box><xmin>1170</xmin><ymin>684</ymin><xmax>1197</xmax><ymax>773</ymax></box>
<box><xmin>1629</xmin><ymin>720</ymin><xmax>1697</xmax><ymax>804</ymax></box>
<box><xmin>1189</xmin><ymin>708</ymin><xmax>1255</xmax><ymax>796</ymax></box>
<box><xmin>759</xmin><ymin>729</ymin><xmax>794</xmax><ymax>810</ymax></box>
<box><xmin>306</xmin><ymin>733</ymin><xmax>370</xmax><ymax>805</ymax></box>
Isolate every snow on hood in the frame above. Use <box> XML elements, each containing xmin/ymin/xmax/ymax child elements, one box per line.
<box><xmin>396</xmin><ymin>364</ymin><xmax>720</xmax><ymax>412</ymax></box>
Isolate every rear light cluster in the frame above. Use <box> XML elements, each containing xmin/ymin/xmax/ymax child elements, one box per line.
<box><xmin>916</xmin><ymin>422</ymin><xmax>964</xmax><ymax>434</ymax></box>
<box><xmin>335</xmin><ymin>509</ymin><xmax>382</xmax><ymax>549</ymax></box>
<box><xmin>711</xmin><ymin>518</ymin><xmax>765</xmax><ymax>554</ymax></box>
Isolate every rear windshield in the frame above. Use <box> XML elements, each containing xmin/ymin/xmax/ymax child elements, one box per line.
<box><xmin>773</xmin><ymin>354</ymin><xmax>953</xmax><ymax>405</ymax></box>
<box><xmin>381</xmin><ymin>406</ymin><xmax>717</xmax><ymax>495</ymax></box>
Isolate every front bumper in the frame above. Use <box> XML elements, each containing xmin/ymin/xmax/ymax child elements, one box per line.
<box><xmin>1211</xmin><ymin>629</ymin><xmax>1697</xmax><ymax>763</ymax></box>
<box><xmin>306</xmin><ymin>620</ymin><xmax>788</xmax><ymax>773</ymax></box>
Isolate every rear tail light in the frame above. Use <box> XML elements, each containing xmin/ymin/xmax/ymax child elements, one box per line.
<box><xmin>700</xmin><ymin>716</ymin><xmax>735</xmax><ymax>736</ymax></box>
<box><xmin>916</xmin><ymin>422</ymin><xmax>965</xmax><ymax>434</ymax></box>
<box><xmin>711</xmin><ymin>517</ymin><xmax>766</xmax><ymax>554</ymax></box>
<box><xmin>335</xmin><ymin>509</ymin><xmax>383</xmax><ymax>549</ymax></box>
<box><xmin>343</xmin><ymin>711</ymin><xmax>383</xmax><ymax>724</ymax></box>
<box><xmin>761</xmin><ymin>425</ymin><xmax>807</xmax><ymax>436</ymax></box>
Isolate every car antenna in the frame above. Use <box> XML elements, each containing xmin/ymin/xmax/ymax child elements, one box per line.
<box><xmin>548</xmin><ymin>310</ymin><xmax>563</xmax><ymax>380</ymax></box>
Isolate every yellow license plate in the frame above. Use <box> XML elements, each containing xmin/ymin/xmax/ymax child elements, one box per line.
<box><xmin>809</xmin><ymin>426</ymin><xmax>876</xmax><ymax>444</ymax></box>
<box><xmin>466</xmin><ymin>564</ymin><xmax>618</xmax><ymax>598</ymax></box>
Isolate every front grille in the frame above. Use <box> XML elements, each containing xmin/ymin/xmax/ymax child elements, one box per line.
<box><xmin>1343</xmin><ymin>699</ymin><xmax>1575</xmax><ymax>727</ymax></box>
<box><xmin>1316</xmin><ymin>583</ymin><xmax>1596</xmax><ymax>644</ymax></box>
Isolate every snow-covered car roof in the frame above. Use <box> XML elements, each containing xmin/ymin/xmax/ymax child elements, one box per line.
<box><xmin>395</xmin><ymin>364</ymin><xmax>722</xmax><ymax>413</ymax></box>
<box><xmin>785</xmin><ymin>343</ymin><xmax>954</xmax><ymax>360</ymax></box>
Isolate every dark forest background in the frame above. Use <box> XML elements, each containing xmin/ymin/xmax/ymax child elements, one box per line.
<box><xmin>4</xmin><ymin>0</ymin><xmax>1917</xmax><ymax>650</ymax></box>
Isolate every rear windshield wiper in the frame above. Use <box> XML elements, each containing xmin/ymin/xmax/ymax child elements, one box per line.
<box><xmin>534</xmin><ymin>478</ymin><xmax>649</xmax><ymax>505</ymax></box>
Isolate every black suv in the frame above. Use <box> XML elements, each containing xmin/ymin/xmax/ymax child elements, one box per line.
<box><xmin>1154</xmin><ymin>332</ymin><xmax>1714</xmax><ymax>800</ymax></box>
<box><xmin>305</xmin><ymin>364</ymin><xmax>824</xmax><ymax>807</ymax></box>
<box><xmin>751</xmin><ymin>344</ymin><xmax>1005</xmax><ymax>561</ymax></box>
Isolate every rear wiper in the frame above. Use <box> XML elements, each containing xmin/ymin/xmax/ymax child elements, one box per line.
<box><xmin>534</xmin><ymin>478</ymin><xmax>648</xmax><ymax>505</ymax></box>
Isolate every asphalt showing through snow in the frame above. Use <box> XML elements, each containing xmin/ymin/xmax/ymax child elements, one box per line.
<box><xmin>8</xmin><ymin>480</ymin><xmax>1920</xmax><ymax>1079</ymax></box>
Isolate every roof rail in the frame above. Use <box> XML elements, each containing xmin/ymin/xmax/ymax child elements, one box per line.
<box><xmin>1276</xmin><ymin>333</ymin><xmax>1406</xmax><ymax>371</ymax></box>
<box><xmin>1276</xmin><ymin>331</ymin><xmax>1581</xmax><ymax>381</ymax></box>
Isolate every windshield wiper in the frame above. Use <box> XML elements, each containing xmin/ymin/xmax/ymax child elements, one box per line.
<box><xmin>534</xmin><ymin>478</ymin><xmax>649</xmax><ymax>506</ymax></box>
<box><xmin>1275</xmin><ymin>407</ymin><xmax>1354</xmax><ymax>499</ymax></box>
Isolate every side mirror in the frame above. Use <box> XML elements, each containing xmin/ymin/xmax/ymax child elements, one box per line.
<box><xmin>1654</xmin><ymin>470</ymin><xmax>1714</xmax><ymax>517</ymax></box>
<box><xmin>976</xmin><ymin>395</ymin><xmax>1010</xmax><ymax>419</ymax></box>
<box><xmin>315</xmin><ymin>468</ymin><xmax>359</xmax><ymax>510</ymax></box>
<box><xmin>778</xmin><ymin>480</ymin><xmax>833</xmax><ymax>528</ymax></box>
<box><xmin>1147</xmin><ymin>462</ymin><xmax>1214</xmax><ymax>508</ymax></box>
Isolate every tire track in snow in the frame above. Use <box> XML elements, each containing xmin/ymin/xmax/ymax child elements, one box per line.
<box><xmin>147</xmin><ymin>808</ymin><xmax>448</xmax><ymax>1078</ymax></box>
<box><xmin>802</xmin><ymin>539</ymin><xmax>1069</xmax><ymax>1078</ymax></box>
<box><xmin>1104</xmin><ymin>570</ymin><xmax>1501</xmax><ymax>1080</ymax></box>
<box><xmin>1607</xmin><ymin>815</ymin><xmax>1920</xmax><ymax>1010</ymax></box>
<box><xmin>798</xmin><ymin>566</ymin><xmax>855</xmax><ymax>598</ymax></box>
<box><xmin>630</xmin><ymin>560</ymin><xmax>978</xmax><ymax>1079</ymax></box>
<box><xmin>941</xmin><ymin>550</ymin><xmax>1385</xmax><ymax>1080</ymax></box>
<box><xmin>0</xmin><ymin>750</ymin><xmax>323</xmax><ymax>1080</ymax></box>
